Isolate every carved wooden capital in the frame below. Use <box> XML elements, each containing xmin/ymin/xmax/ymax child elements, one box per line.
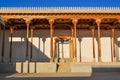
<box><xmin>24</xmin><ymin>18</ymin><xmax>32</xmax><ymax>25</ymax></box>
<box><xmin>96</xmin><ymin>19</ymin><xmax>101</xmax><ymax>24</ymax></box>
<box><xmin>72</xmin><ymin>19</ymin><xmax>78</xmax><ymax>25</ymax></box>
<box><xmin>49</xmin><ymin>19</ymin><xmax>54</xmax><ymax>24</ymax></box>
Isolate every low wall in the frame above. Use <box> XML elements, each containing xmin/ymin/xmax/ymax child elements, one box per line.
<box><xmin>0</xmin><ymin>62</ymin><xmax>57</xmax><ymax>73</ymax></box>
<box><xmin>70</xmin><ymin>63</ymin><xmax>92</xmax><ymax>76</ymax></box>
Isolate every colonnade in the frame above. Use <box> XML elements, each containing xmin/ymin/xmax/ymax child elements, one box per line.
<box><xmin>0</xmin><ymin>18</ymin><xmax>118</xmax><ymax>62</ymax></box>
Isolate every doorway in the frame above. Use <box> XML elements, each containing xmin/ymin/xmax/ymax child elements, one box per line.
<box><xmin>54</xmin><ymin>36</ymin><xmax>73</xmax><ymax>62</ymax></box>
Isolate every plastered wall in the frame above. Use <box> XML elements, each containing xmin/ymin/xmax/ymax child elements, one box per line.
<box><xmin>0</xmin><ymin>29</ymin><xmax>120</xmax><ymax>62</ymax></box>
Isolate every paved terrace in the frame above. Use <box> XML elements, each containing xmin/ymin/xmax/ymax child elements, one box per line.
<box><xmin>0</xmin><ymin>72</ymin><xmax>120</xmax><ymax>80</ymax></box>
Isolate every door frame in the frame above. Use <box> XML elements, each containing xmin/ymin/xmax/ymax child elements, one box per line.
<box><xmin>54</xmin><ymin>36</ymin><xmax>73</xmax><ymax>59</ymax></box>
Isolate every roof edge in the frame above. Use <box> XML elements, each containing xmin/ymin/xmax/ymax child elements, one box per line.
<box><xmin>0</xmin><ymin>7</ymin><xmax>120</xmax><ymax>13</ymax></box>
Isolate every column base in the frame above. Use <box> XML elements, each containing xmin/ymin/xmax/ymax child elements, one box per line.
<box><xmin>113</xmin><ymin>57</ymin><xmax>116</xmax><ymax>62</ymax></box>
<box><xmin>73</xmin><ymin>57</ymin><xmax>77</xmax><ymax>62</ymax></box>
<box><xmin>93</xmin><ymin>58</ymin><xmax>96</xmax><ymax>62</ymax></box>
<box><xmin>59</xmin><ymin>58</ymin><xmax>65</xmax><ymax>63</ymax></box>
<box><xmin>54</xmin><ymin>58</ymin><xmax>59</xmax><ymax>63</ymax></box>
<box><xmin>98</xmin><ymin>57</ymin><xmax>102</xmax><ymax>62</ymax></box>
<box><xmin>50</xmin><ymin>58</ymin><xmax>54</xmax><ymax>62</ymax></box>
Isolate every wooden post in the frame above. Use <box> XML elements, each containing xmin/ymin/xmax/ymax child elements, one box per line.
<box><xmin>54</xmin><ymin>39</ymin><xmax>58</xmax><ymax>62</ymax></box>
<box><xmin>111</xmin><ymin>28</ymin><xmax>116</xmax><ymax>62</ymax></box>
<box><xmin>69</xmin><ymin>40</ymin><xmax>72</xmax><ymax>58</ymax></box>
<box><xmin>9</xmin><ymin>27</ymin><xmax>13</xmax><ymax>62</ymax></box>
<box><xmin>1</xmin><ymin>25</ymin><xmax>5</xmax><ymax>62</ymax></box>
<box><xmin>54</xmin><ymin>39</ymin><xmax>56</xmax><ymax>58</ymax></box>
<box><xmin>30</xmin><ymin>28</ymin><xmax>34</xmax><ymax>61</ymax></box>
<box><xmin>71</xmin><ymin>27</ymin><xmax>74</xmax><ymax>58</ymax></box>
<box><xmin>96</xmin><ymin>20</ymin><xmax>102</xmax><ymax>62</ymax></box>
<box><xmin>72</xmin><ymin>19</ymin><xmax>78</xmax><ymax>60</ymax></box>
<box><xmin>91</xmin><ymin>28</ymin><xmax>95</xmax><ymax>62</ymax></box>
<box><xmin>49</xmin><ymin>19</ymin><xmax>54</xmax><ymax>61</ymax></box>
<box><xmin>57</xmin><ymin>40</ymin><xmax>59</xmax><ymax>59</ymax></box>
<box><xmin>26</xmin><ymin>20</ymin><xmax>30</xmax><ymax>60</ymax></box>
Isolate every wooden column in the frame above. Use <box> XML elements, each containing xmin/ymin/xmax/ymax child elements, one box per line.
<box><xmin>111</xmin><ymin>28</ymin><xmax>116</xmax><ymax>62</ymax></box>
<box><xmin>96</xmin><ymin>20</ymin><xmax>102</xmax><ymax>62</ymax></box>
<box><xmin>1</xmin><ymin>25</ymin><xmax>5</xmax><ymax>62</ymax></box>
<box><xmin>69</xmin><ymin>39</ymin><xmax>72</xmax><ymax>58</ymax></box>
<box><xmin>9</xmin><ymin>27</ymin><xmax>13</xmax><ymax>62</ymax></box>
<box><xmin>25</xmin><ymin>20</ymin><xmax>30</xmax><ymax>60</ymax></box>
<box><xmin>30</xmin><ymin>28</ymin><xmax>34</xmax><ymax>61</ymax></box>
<box><xmin>54</xmin><ymin>39</ymin><xmax>56</xmax><ymax>58</ymax></box>
<box><xmin>71</xmin><ymin>27</ymin><xmax>74</xmax><ymax>58</ymax></box>
<box><xmin>91</xmin><ymin>28</ymin><xmax>95</xmax><ymax>62</ymax></box>
<box><xmin>57</xmin><ymin>40</ymin><xmax>59</xmax><ymax>59</ymax></box>
<box><xmin>54</xmin><ymin>39</ymin><xmax>58</xmax><ymax>62</ymax></box>
<box><xmin>49</xmin><ymin>19</ymin><xmax>54</xmax><ymax>61</ymax></box>
<box><xmin>72</xmin><ymin>19</ymin><xmax>78</xmax><ymax>60</ymax></box>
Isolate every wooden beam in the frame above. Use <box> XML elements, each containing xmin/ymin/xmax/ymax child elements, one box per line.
<box><xmin>111</xmin><ymin>28</ymin><xmax>116</xmax><ymax>62</ymax></box>
<box><xmin>91</xmin><ymin>28</ymin><xmax>95</xmax><ymax>62</ymax></box>
<box><xmin>9</xmin><ymin>27</ymin><xmax>13</xmax><ymax>62</ymax></box>
<box><xmin>96</xmin><ymin>20</ymin><xmax>102</xmax><ymax>62</ymax></box>
<box><xmin>1</xmin><ymin>13</ymin><xmax>120</xmax><ymax>20</ymax></box>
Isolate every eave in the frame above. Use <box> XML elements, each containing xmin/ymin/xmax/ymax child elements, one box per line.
<box><xmin>0</xmin><ymin>7</ymin><xmax>120</xmax><ymax>13</ymax></box>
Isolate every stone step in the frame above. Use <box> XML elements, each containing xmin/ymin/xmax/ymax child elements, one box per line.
<box><xmin>57</xmin><ymin>63</ymin><xmax>70</xmax><ymax>72</ymax></box>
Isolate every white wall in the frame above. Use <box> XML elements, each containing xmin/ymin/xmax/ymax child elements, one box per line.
<box><xmin>0</xmin><ymin>29</ymin><xmax>120</xmax><ymax>62</ymax></box>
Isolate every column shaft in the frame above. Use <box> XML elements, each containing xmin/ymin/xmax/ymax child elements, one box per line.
<box><xmin>111</xmin><ymin>28</ymin><xmax>116</xmax><ymax>62</ymax></box>
<box><xmin>97</xmin><ymin>20</ymin><xmax>102</xmax><ymax>62</ymax></box>
<box><xmin>9</xmin><ymin>27</ymin><xmax>13</xmax><ymax>62</ymax></box>
<box><xmin>26</xmin><ymin>21</ymin><xmax>30</xmax><ymax>60</ymax></box>
<box><xmin>49</xmin><ymin>20</ymin><xmax>54</xmax><ymax>59</ymax></box>
<box><xmin>71</xmin><ymin>27</ymin><xmax>74</xmax><ymax>58</ymax></box>
<box><xmin>91</xmin><ymin>28</ymin><xmax>95</xmax><ymax>61</ymax></box>
<box><xmin>73</xmin><ymin>20</ymin><xmax>77</xmax><ymax>59</ymax></box>
<box><xmin>30</xmin><ymin>28</ymin><xmax>34</xmax><ymax>61</ymax></box>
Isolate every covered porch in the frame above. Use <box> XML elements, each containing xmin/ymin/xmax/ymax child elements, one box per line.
<box><xmin>0</xmin><ymin>13</ymin><xmax>120</xmax><ymax>74</ymax></box>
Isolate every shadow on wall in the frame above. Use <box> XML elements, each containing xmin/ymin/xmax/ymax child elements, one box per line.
<box><xmin>1</xmin><ymin>29</ymin><xmax>120</xmax><ymax>63</ymax></box>
<box><xmin>0</xmin><ymin>29</ymin><xmax>50</xmax><ymax>63</ymax></box>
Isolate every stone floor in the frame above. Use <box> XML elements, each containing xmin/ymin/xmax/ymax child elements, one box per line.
<box><xmin>0</xmin><ymin>72</ymin><xmax>120</xmax><ymax>80</ymax></box>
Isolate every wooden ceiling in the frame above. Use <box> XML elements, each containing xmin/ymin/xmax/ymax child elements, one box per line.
<box><xmin>101</xmin><ymin>18</ymin><xmax>119</xmax><ymax>29</ymax></box>
<box><xmin>5</xmin><ymin>18</ymin><xmax>120</xmax><ymax>30</ymax></box>
<box><xmin>6</xmin><ymin>18</ymin><xmax>26</xmax><ymax>29</ymax></box>
<box><xmin>30</xmin><ymin>18</ymin><xmax>49</xmax><ymax>29</ymax></box>
<box><xmin>54</xmin><ymin>19</ymin><xmax>73</xmax><ymax>29</ymax></box>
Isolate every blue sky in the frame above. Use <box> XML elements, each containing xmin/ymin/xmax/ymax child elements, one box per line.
<box><xmin>0</xmin><ymin>0</ymin><xmax>120</xmax><ymax>7</ymax></box>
